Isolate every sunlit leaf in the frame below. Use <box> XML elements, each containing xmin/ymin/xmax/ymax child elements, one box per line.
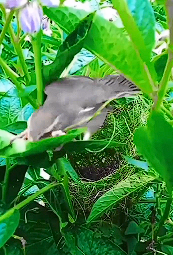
<box><xmin>112</xmin><ymin>0</ymin><xmax>156</xmax><ymax>61</ymax></box>
<box><xmin>47</xmin><ymin>6</ymin><xmax>154</xmax><ymax>94</ymax></box>
<box><xmin>0</xmin><ymin>128</ymin><xmax>86</xmax><ymax>157</ymax></box>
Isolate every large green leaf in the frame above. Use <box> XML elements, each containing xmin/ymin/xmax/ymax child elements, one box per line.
<box><xmin>87</xmin><ymin>171</ymin><xmax>157</xmax><ymax>223</ymax></box>
<box><xmin>19</xmin><ymin>203</ymin><xmax>66</xmax><ymax>255</ymax></box>
<box><xmin>0</xmin><ymin>128</ymin><xmax>86</xmax><ymax>157</ymax></box>
<box><xmin>0</xmin><ymin>209</ymin><xmax>20</xmax><ymax>248</ymax></box>
<box><xmin>43</xmin><ymin>12</ymin><xmax>94</xmax><ymax>85</ymax></box>
<box><xmin>112</xmin><ymin>0</ymin><xmax>156</xmax><ymax>61</ymax></box>
<box><xmin>46</xmin><ymin>6</ymin><xmax>154</xmax><ymax>95</ymax></box>
<box><xmin>65</xmin><ymin>227</ymin><xmax>127</xmax><ymax>255</ymax></box>
<box><xmin>84</xmin><ymin>9</ymin><xmax>154</xmax><ymax>94</ymax></box>
<box><xmin>134</xmin><ymin>111</ymin><xmax>173</xmax><ymax>194</ymax></box>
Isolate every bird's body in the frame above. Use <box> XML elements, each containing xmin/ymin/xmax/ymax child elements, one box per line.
<box><xmin>20</xmin><ymin>75</ymin><xmax>140</xmax><ymax>141</ymax></box>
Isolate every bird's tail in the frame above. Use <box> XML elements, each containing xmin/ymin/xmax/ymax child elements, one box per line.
<box><xmin>99</xmin><ymin>75</ymin><xmax>140</xmax><ymax>99</ymax></box>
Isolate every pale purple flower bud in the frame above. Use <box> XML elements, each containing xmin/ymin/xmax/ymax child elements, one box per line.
<box><xmin>40</xmin><ymin>0</ymin><xmax>60</xmax><ymax>7</ymax></box>
<box><xmin>5</xmin><ymin>0</ymin><xmax>27</xmax><ymax>9</ymax></box>
<box><xmin>20</xmin><ymin>2</ymin><xmax>43</xmax><ymax>34</ymax></box>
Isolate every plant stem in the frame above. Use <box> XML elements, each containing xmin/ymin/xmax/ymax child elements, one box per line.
<box><xmin>0</xmin><ymin>57</ymin><xmax>37</xmax><ymax>108</ymax></box>
<box><xmin>0</xmin><ymin>9</ymin><xmax>31</xmax><ymax>86</ymax></box>
<box><xmin>2</xmin><ymin>159</ymin><xmax>11</xmax><ymax>203</ymax></box>
<box><xmin>9</xmin><ymin>22</ymin><xmax>31</xmax><ymax>84</ymax></box>
<box><xmin>0</xmin><ymin>182</ymin><xmax>57</xmax><ymax>222</ymax></box>
<box><xmin>32</xmin><ymin>31</ymin><xmax>44</xmax><ymax>106</ymax></box>
<box><xmin>154</xmin><ymin>197</ymin><xmax>172</xmax><ymax>239</ymax></box>
<box><xmin>0</xmin><ymin>10</ymin><xmax>14</xmax><ymax>45</ymax></box>
<box><xmin>155</xmin><ymin>51</ymin><xmax>173</xmax><ymax>110</ymax></box>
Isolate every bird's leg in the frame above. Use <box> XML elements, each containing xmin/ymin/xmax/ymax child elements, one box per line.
<box><xmin>10</xmin><ymin>129</ymin><xmax>29</xmax><ymax>144</ymax></box>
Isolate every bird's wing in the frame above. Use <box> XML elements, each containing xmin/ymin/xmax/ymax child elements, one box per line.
<box><xmin>98</xmin><ymin>75</ymin><xmax>140</xmax><ymax>99</ymax></box>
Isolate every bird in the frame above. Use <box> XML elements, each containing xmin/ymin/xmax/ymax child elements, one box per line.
<box><xmin>12</xmin><ymin>74</ymin><xmax>140</xmax><ymax>142</ymax></box>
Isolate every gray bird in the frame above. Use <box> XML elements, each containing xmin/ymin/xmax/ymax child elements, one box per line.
<box><xmin>14</xmin><ymin>75</ymin><xmax>140</xmax><ymax>142</ymax></box>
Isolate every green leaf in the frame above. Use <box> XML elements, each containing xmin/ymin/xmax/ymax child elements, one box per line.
<box><xmin>126</xmin><ymin>236</ymin><xmax>138</xmax><ymax>255</ymax></box>
<box><xmin>153</xmin><ymin>52</ymin><xmax>168</xmax><ymax>82</ymax></box>
<box><xmin>0</xmin><ymin>166</ymin><xmax>6</xmax><ymax>199</ymax></box>
<box><xmin>156</xmin><ymin>0</ymin><xmax>165</xmax><ymax>4</ymax></box>
<box><xmin>18</xmin><ymin>85</ymin><xmax>36</xmax><ymax>98</ymax></box>
<box><xmin>85</xmin><ymin>10</ymin><xmax>155</xmax><ymax>94</ymax></box>
<box><xmin>161</xmin><ymin>245</ymin><xmax>173</xmax><ymax>255</ymax></box>
<box><xmin>43</xmin><ymin>13</ymin><xmax>94</xmax><ymax>85</ymax></box>
<box><xmin>49</xmin><ymin>6</ymin><xmax>154</xmax><ymax>94</ymax></box>
<box><xmin>125</xmin><ymin>221</ymin><xmax>144</xmax><ymax>235</ymax></box>
<box><xmin>42</xmin><ymin>34</ymin><xmax>61</xmax><ymax>47</ymax></box>
<box><xmin>112</xmin><ymin>0</ymin><xmax>155</xmax><ymax>62</ymax></box>
<box><xmin>2</xmin><ymin>121</ymin><xmax>27</xmax><ymax>134</ymax></box>
<box><xmin>87</xmin><ymin>171</ymin><xmax>157</xmax><ymax>223</ymax></box>
<box><xmin>57</xmin><ymin>158</ymin><xmax>80</xmax><ymax>183</ymax></box>
<box><xmin>69</xmin><ymin>48</ymin><xmax>96</xmax><ymax>75</ymax></box>
<box><xmin>0</xmin><ymin>209</ymin><xmax>20</xmax><ymax>248</ymax></box>
<box><xmin>0</xmin><ymin>128</ymin><xmax>86</xmax><ymax>157</ymax></box>
<box><xmin>43</xmin><ymin>6</ymin><xmax>90</xmax><ymax>34</ymax></box>
<box><xmin>0</xmin><ymin>79</ymin><xmax>21</xmax><ymax>128</ymax></box>
<box><xmin>1</xmin><ymin>245</ymin><xmax>23</xmax><ymax>255</ymax></box>
<box><xmin>18</xmin><ymin>202</ymin><xmax>66</xmax><ymax>255</ymax></box>
<box><xmin>16</xmin><ymin>149</ymin><xmax>65</xmax><ymax>168</ymax></box>
<box><xmin>17</xmin><ymin>104</ymin><xmax>34</xmax><ymax>121</ymax></box>
<box><xmin>2</xmin><ymin>165</ymin><xmax>28</xmax><ymax>205</ymax></box>
<box><xmin>40</xmin><ymin>184</ymin><xmax>72</xmax><ymax>226</ymax></box>
<box><xmin>127</xmin><ymin>0</ymin><xmax>156</xmax><ymax>58</ymax></box>
<box><xmin>64</xmin><ymin>140</ymin><xmax>123</xmax><ymax>153</ymax></box>
<box><xmin>57</xmin><ymin>159</ymin><xmax>75</xmax><ymax>219</ymax></box>
<box><xmin>65</xmin><ymin>227</ymin><xmax>127</xmax><ymax>255</ymax></box>
<box><xmin>134</xmin><ymin>111</ymin><xmax>173</xmax><ymax>194</ymax></box>
<box><xmin>124</xmin><ymin>156</ymin><xmax>149</xmax><ymax>170</ymax></box>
